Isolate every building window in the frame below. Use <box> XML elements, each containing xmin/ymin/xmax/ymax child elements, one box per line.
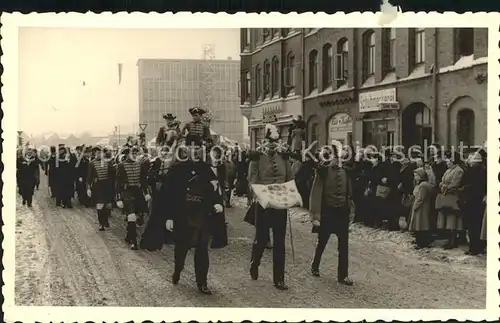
<box><xmin>271</xmin><ymin>56</ymin><xmax>279</xmax><ymax>96</ymax></box>
<box><xmin>368</xmin><ymin>31</ymin><xmax>375</xmax><ymax>75</ymax></box>
<box><xmin>415</xmin><ymin>27</ymin><xmax>425</xmax><ymax>64</ymax></box>
<box><xmin>310</xmin><ymin>123</ymin><xmax>319</xmax><ymax>144</ymax></box>
<box><xmin>245</xmin><ymin>28</ymin><xmax>251</xmax><ymax>47</ymax></box>
<box><xmin>255</xmin><ymin>64</ymin><xmax>261</xmax><ymax>101</ymax></box>
<box><xmin>336</xmin><ymin>38</ymin><xmax>349</xmax><ymax>85</ymax></box>
<box><xmin>383</xmin><ymin>28</ymin><xmax>396</xmax><ymax>72</ymax></box>
<box><xmin>263</xmin><ymin>28</ymin><xmax>271</xmax><ymax>42</ymax></box>
<box><xmin>245</xmin><ymin>71</ymin><xmax>251</xmax><ymax>102</ymax></box>
<box><xmin>389</xmin><ymin>28</ymin><xmax>396</xmax><ymax>68</ymax></box>
<box><xmin>362</xmin><ymin>30</ymin><xmax>375</xmax><ymax>81</ymax></box>
<box><xmin>322</xmin><ymin>43</ymin><xmax>333</xmax><ymax>89</ymax></box>
<box><xmin>308</xmin><ymin>49</ymin><xmax>318</xmax><ymax>93</ymax></box>
<box><xmin>263</xmin><ymin>59</ymin><xmax>271</xmax><ymax>97</ymax></box>
<box><xmin>284</xmin><ymin>52</ymin><xmax>295</xmax><ymax>94</ymax></box>
<box><xmin>455</xmin><ymin>28</ymin><xmax>474</xmax><ymax>58</ymax></box>
<box><xmin>457</xmin><ymin>109</ymin><xmax>475</xmax><ymax>147</ymax></box>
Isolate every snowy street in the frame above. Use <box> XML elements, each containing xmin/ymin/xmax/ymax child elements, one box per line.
<box><xmin>15</xmin><ymin>177</ymin><xmax>486</xmax><ymax>308</ymax></box>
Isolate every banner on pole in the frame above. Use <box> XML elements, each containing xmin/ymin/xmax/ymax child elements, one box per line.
<box><xmin>118</xmin><ymin>63</ymin><xmax>123</xmax><ymax>85</ymax></box>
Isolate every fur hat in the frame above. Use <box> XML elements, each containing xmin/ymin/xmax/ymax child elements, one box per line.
<box><xmin>163</xmin><ymin>113</ymin><xmax>177</xmax><ymax>120</ymax></box>
<box><xmin>264</xmin><ymin>124</ymin><xmax>280</xmax><ymax>141</ymax></box>
<box><xmin>189</xmin><ymin>107</ymin><xmax>206</xmax><ymax>115</ymax></box>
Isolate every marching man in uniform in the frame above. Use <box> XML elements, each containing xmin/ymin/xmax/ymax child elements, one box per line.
<box><xmin>247</xmin><ymin>123</ymin><xmax>293</xmax><ymax>291</ymax></box>
<box><xmin>181</xmin><ymin>107</ymin><xmax>211</xmax><ymax>147</ymax></box>
<box><xmin>116</xmin><ymin>146</ymin><xmax>151</xmax><ymax>250</ymax></box>
<box><xmin>160</xmin><ymin>145</ymin><xmax>224</xmax><ymax>295</ymax></box>
<box><xmin>87</xmin><ymin>146</ymin><xmax>115</xmax><ymax>231</ymax></box>
<box><xmin>308</xmin><ymin>144</ymin><xmax>354</xmax><ymax>286</ymax></box>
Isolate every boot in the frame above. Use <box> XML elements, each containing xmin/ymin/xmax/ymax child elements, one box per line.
<box><xmin>311</xmin><ymin>262</ymin><xmax>320</xmax><ymax>277</ymax></box>
<box><xmin>126</xmin><ymin>221</ymin><xmax>138</xmax><ymax>250</ymax></box>
<box><xmin>249</xmin><ymin>243</ymin><xmax>260</xmax><ymax>280</ymax></box>
<box><xmin>443</xmin><ymin>231</ymin><xmax>458</xmax><ymax>249</ymax></box>
<box><xmin>197</xmin><ymin>284</ymin><xmax>212</xmax><ymax>295</ymax></box>
<box><xmin>104</xmin><ymin>209</ymin><xmax>110</xmax><ymax>228</ymax></box>
<box><xmin>273</xmin><ymin>281</ymin><xmax>289</xmax><ymax>290</ymax></box>
<box><xmin>172</xmin><ymin>271</ymin><xmax>181</xmax><ymax>285</ymax></box>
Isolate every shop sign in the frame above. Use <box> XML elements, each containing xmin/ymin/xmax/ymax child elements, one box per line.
<box><xmin>359</xmin><ymin>88</ymin><xmax>397</xmax><ymax>113</ymax></box>
<box><xmin>262</xmin><ymin>104</ymin><xmax>283</xmax><ymax>124</ymax></box>
<box><xmin>328</xmin><ymin>113</ymin><xmax>352</xmax><ymax>143</ymax></box>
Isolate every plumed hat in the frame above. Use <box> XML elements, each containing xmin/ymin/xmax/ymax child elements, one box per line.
<box><xmin>264</xmin><ymin>124</ymin><xmax>280</xmax><ymax>141</ymax></box>
<box><xmin>189</xmin><ymin>107</ymin><xmax>206</xmax><ymax>115</ymax></box>
<box><xmin>163</xmin><ymin>113</ymin><xmax>177</xmax><ymax>120</ymax></box>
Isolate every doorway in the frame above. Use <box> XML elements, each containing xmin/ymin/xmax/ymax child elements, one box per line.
<box><xmin>402</xmin><ymin>103</ymin><xmax>432</xmax><ymax>149</ymax></box>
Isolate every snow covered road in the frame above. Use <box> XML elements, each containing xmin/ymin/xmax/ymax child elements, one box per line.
<box><xmin>15</xmin><ymin>178</ymin><xmax>486</xmax><ymax>308</ymax></box>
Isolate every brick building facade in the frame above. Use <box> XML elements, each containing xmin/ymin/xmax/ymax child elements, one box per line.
<box><xmin>240</xmin><ymin>28</ymin><xmax>488</xmax><ymax>151</ymax></box>
<box><xmin>303</xmin><ymin>27</ymin><xmax>487</xmax><ymax>151</ymax></box>
<box><xmin>239</xmin><ymin>28</ymin><xmax>304</xmax><ymax>148</ymax></box>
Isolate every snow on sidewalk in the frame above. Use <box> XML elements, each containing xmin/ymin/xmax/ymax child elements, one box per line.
<box><xmin>15</xmin><ymin>196</ymin><xmax>52</xmax><ymax>305</ymax></box>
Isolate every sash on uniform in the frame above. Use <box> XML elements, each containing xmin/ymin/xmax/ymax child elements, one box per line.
<box><xmin>250</xmin><ymin>180</ymin><xmax>303</xmax><ymax>210</ymax></box>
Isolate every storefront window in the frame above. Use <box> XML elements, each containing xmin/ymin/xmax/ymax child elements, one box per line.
<box><xmin>362</xmin><ymin>119</ymin><xmax>396</xmax><ymax>148</ymax></box>
<box><xmin>328</xmin><ymin>113</ymin><xmax>353</xmax><ymax>146</ymax></box>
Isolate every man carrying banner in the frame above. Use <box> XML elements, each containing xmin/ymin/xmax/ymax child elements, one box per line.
<box><xmin>247</xmin><ymin>123</ymin><xmax>293</xmax><ymax>291</ymax></box>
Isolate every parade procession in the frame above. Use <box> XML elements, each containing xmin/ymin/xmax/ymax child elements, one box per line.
<box><xmin>16</xmin><ymin>106</ymin><xmax>488</xmax><ymax>297</ymax></box>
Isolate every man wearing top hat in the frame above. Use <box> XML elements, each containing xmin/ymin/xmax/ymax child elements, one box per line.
<box><xmin>181</xmin><ymin>107</ymin><xmax>211</xmax><ymax>147</ymax></box>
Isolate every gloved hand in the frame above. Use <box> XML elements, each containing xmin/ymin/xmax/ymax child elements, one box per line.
<box><xmin>166</xmin><ymin>219</ymin><xmax>174</xmax><ymax>231</ymax></box>
<box><xmin>79</xmin><ymin>177</ymin><xmax>83</xmax><ymax>182</ymax></box>
<box><xmin>87</xmin><ymin>189</ymin><xmax>92</xmax><ymax>198</ymax></box>
<box><xmin>116</xmin><ymin>200</ymin><xmax>124</xmax><ymax>209</ymax></box>
<box><xmin>214</xmin><ymin>204</ymin><xmax>223</xmax><ymax>213</ymax></box>
<box><xmin>312</xmin><ymin>220</ymin><xmax>320</xmax><ymax>227</ymax></box>
<box><xmin>145</xmin><ymin>194</ymin><xmax>151</xmax><ymax>202</ymax></box>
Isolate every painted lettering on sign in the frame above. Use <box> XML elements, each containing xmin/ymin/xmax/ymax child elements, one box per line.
<box><xmin>328</xmin><ymin>113</ymin><xmax>352</xmax><ymax>144</ymax></box>
<box><xmin>359</xmin><ymin>88</ymin><xmax>397</xmax><ymax>113</ymax></box>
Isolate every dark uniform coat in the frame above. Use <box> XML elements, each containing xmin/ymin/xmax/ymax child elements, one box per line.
<box><xmin>140</xmin><ymin>160</ymin><xmax>225</xmax><ymax>250</ymax></box>
<box><xmin>87</xmin><ymin>158</ymin><xmax>115</xmax><ymax>204</ymax></box>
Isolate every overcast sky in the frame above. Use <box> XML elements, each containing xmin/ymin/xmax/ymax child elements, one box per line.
<box><xmin>18</xmin><ymin>28</ymin><xmax>240</xmax><ymax>136</ymax></box>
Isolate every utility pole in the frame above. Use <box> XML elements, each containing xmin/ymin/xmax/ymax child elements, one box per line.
<box><xmin>202</xmin><ymin>44</ymin><xmax>216</xmax><ymax>128</ymax></box>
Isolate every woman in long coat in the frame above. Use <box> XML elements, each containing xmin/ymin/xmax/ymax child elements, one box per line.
<box><xmin>435</xmin><ymin>152</ymin><xmax>464</xmax><ymax>249</ymax></box>
<box><xmin>460</xmin><ymin>150</ymin><xmax>487</xmax><ymax>255</ymax></box>
<box><xmin>409</xmin><ymin>167</ymin><xmax>433</xmax><ymax>248</ymax></box>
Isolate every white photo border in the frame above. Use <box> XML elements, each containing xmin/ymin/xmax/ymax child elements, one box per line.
<box><xmin>1</xmin><ymin>11</ymin><xmax>499</xmax><ymax>322</ymax></box>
